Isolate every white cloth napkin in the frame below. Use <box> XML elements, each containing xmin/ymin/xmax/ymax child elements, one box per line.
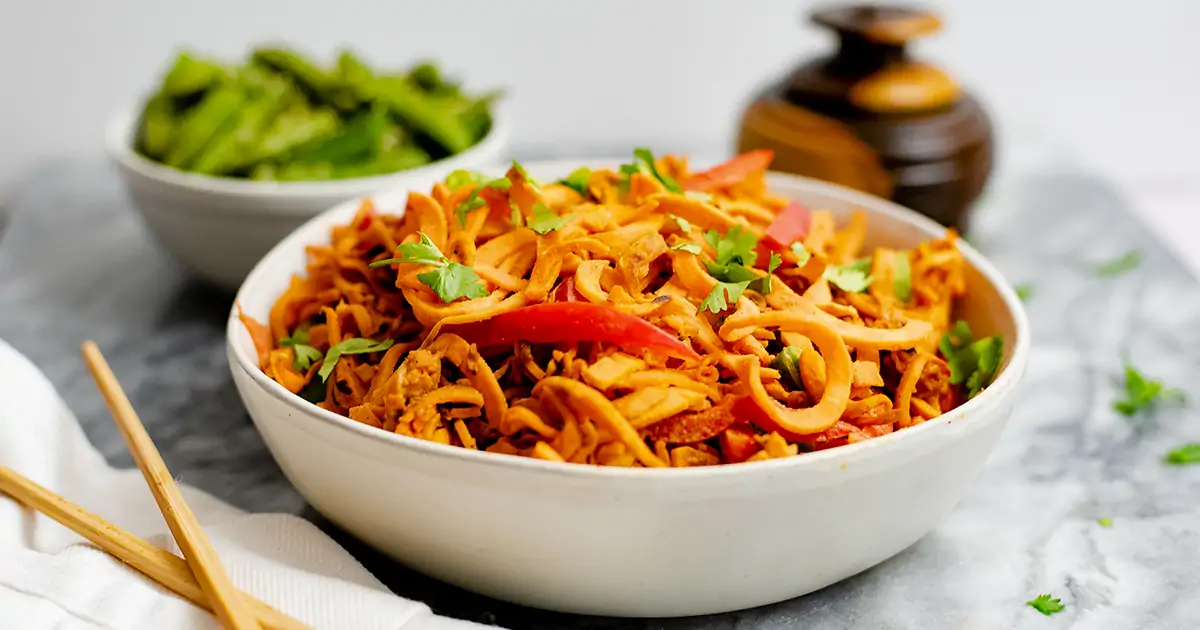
<box><xmin>0</xmin><ymin>340</ymin><xmax>494</xmax><ymax>630</ymax></box>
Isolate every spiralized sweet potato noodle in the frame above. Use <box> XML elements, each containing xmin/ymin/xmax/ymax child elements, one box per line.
<box><xmin>245</xmin><ymin>157</ymin><xmax>970</xmax><ymax>466</ymax></box>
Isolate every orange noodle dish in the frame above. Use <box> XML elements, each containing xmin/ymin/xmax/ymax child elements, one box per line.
<box><xmin>240</xmin><ymin>149</ymin><xmax>1004</xmax><ymax>467</ymax></box>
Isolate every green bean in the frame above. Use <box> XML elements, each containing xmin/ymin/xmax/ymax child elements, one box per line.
<box><xmin>191</xmin><ymin>75</ymin><xmax>294</xmax><ymax>175</ymax></box>
<box><xmin>162</xmin><ymin>52</ymin><xmax>226</xmax><ymax>98</ymax></box>
<box><xmin>253</xmin><ymin>48</ymin><xmax>357</xmax><ymax>111</ymax></box>
<box><xmin>374</xmin><ymin>76</ymin><xmax>473</xmax><ymax>155</ymax></box>
<box><xmin>137</xmin><ymin>94</ymin><xmax>176</xmax><ymax>160</ymax></box>
<box><xmin>252</xmin><ymin>103</ymin><xmax>340</xmax><ymax>163</ymax></box>
<box><xmin>288</xmin><ymin>103</ymin><xmax>387</xmax><ymax>165</ymax></box>
<box><xmin>163</xmin><ymin>86</ymin><xmax>245</xmax><ymax>169</ymax></box>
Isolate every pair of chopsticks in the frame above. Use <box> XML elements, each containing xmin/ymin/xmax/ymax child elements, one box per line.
<box><xmin>0</xmin><ymin>343</ymin><xmax>308</xmax><ymax>630</ymax></box>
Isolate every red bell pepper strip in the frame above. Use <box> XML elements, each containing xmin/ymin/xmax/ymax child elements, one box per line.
<box><xmin>448</xmin><ymin>302</ymin><xmax>700</xmax><ymax>361</ymax></box>
<box><xmin>554</xmin><ymin>277</ymin><xmax>580</xmax><ymax>302</ymax></box>
<box><xmin>763</xmin><ymin>200</ymin><xmax>812</xmax><ymax>251</ymax></box>
<box><xmin>682</xmin><ymin>149</ymin><xmax>775</xmax><ymax>192</ymax></box>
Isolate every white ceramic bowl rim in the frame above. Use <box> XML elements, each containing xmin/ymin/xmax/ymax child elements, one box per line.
<box><xmin>104</xmin><ymin>98</ymin><xmax>511</xmax><ymax>204</ymax></box>
<box><xmin>228</xmin><ymin>165</ymin><xmax>1031</xmax><ymax>481</ymax></box>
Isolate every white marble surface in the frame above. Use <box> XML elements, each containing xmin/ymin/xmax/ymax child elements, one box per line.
<box><xmin>2</xmin><ymin>159</ymin><xmax>1199</xmax><ymax>629</ymax></box>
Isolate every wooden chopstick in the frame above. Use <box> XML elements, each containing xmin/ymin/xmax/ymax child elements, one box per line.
<box><xmin>82</xmin><ymin>342</ymin><xmax>263</xmax><ymax>630</ymax></box>
<box><xmin>0</xmin><ymin>464</ymin><xmax>308</xmax><ymax>630</ymax></box>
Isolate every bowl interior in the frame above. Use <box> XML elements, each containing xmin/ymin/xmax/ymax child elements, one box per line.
<box><xmin>228</xmin><ymin>161</ymin><xmax>1029</xmax><ymax>474</ymax></box>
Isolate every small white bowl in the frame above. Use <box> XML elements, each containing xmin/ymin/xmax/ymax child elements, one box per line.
<box><xmin>106</xmin><ymin>104</ymin><xmax>510</xmax><ymax>290</ymax></box>
<box><xmin>226</xmin><ymin>163</ymin><xmax>1030</xmax><ymax>617</ymax></box>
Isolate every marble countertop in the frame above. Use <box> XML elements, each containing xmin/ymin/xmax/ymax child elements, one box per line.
<box><xmin>2</xmin><ymin>159</ymin><xmax>1199</xmax><ymax>629</ymax></box>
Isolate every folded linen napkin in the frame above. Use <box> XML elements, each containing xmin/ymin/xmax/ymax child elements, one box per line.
<box><xmin>0</xmin><ymin>340</ymin><xmax>493</xmax><ymax>630</ymax></box>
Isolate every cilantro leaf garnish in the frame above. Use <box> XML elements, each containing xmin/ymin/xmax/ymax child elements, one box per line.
<box><xmin>671</xmin><ymin>215</ymin><xmax>693</xmax><ymax>233</ymax></box>
<box><xmin>790</xmin><ymin>242</ymin><xmax>810</xmax><ymax>267</ymax></box>
<box><xmin>445</xmin><ymin>169</ymin><xmax>485</xmax><ymax>190</ymax></box>
<box><xmin>511</xmin><ymin>160</ymin><xmax>540</xmax><ymax>188</ymax></box>
<box><xmin>1026</xmin><ymin>593</ymin><xmax>1065</xmax><ymax>616</ymax></box>
<box><xmin>698</xmin><ymin>226</ymin><xmax>770</xmax><ymax>313</ymax></box>
<box><xmin>1113</xmin><ymin>362</ymin><xmax>1184</xmax><ymax>416</ymax></box>
<box><xmin>527</xmin><ymin>202</ymin><xmax>572</xmax><ymax>235</ymax></box>
<box><xmin>938</xmin><ymin>320</ymin><xmax>1004</xmax><ymax>398</ymax></box>
<box><xmin>672</xmin><ymin>242</ymin><xmax>701</xmax><ymax>255</ymax></box>
<box><xmin>825</xmin><ymin>259</ymin><xmax>873</xmax><ymax>293</ymax></box>
<box><xmin>1015</xmin><ymin>283</ymin><xmax>1034</xmax><ymax>301</ymax></box>
<box><xmin>453</xmin><ymin>177</ymin><xmax>511</xmax><ymax>226</ymax></box>
<box><xmin>559</xmin><ymin>167</ymin><xmax>591</xmax><ymax>196</ymax></box>
<box><xmin>1097</xmin><ymin>517</ymin><xmax>1113</xmax><ymax>527</ymax></box>
<box><xmin>893</xmin><ymin>251</ymin><xmax>912</xmax><ymax>302</ymax></box>
<box><xmin>700</xmin><ymin>281</ymin><xmax>749</xmax><ymax>313</ymax></box>
<box><xmin>771</xmin><ymin>346</ymin><xmax>803</xmax><ymax>390</ymax></box>
<box><xmin>620</xmin><ymin>148</ymin><xmax>682</xmax><ymax>193</ymax></box>
<box><xmin>279</xmin><ymin>326</ymin><xmax>323</xmax><ymax>372</ymax></box>
<box><xmin>318</xmin><ymin>337</ymin><xmax>394</xmax><ymax>382</ymax></box>
<box><xmin>509</xmin><ymin>201</ymin><xmax>523</xmax><ymax>227</ymax></box>
<box><xmin>1094</xmin><ymin>250</ymin><xmax>1141</xmax><ymax>277</ymax></box>
<box><xmin>368</xmin><ymin>231</ymin><xmax>489</xmax><ymax>303</ymax></box>
<box><xmin>1165</xmin><ymin>444</ymin><xmax>1200</xmax><ymax>465</ymax></box>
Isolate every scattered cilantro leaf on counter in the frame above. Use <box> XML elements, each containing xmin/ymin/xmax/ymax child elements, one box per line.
<box><xmin>620</xmin><ymin>148</ymin><xmax>682</xmax><ymax>193</ymax></box>
<box><xmin>1165</xmin><ymin>443</ymin><xmax>1200</xmax><ymax>465</ymax></box>
<box><xmin>445</xmin><ymin>169</ymin><xmax>485</xmax><ymax>190</ymax></box>
<box><xmin>1097</xmin><ymin>517</ymin><xmax>1113</xmax><ymax>527</ymax></box>
<box><xmin>527</xmin><ymin>202</ymin><xmax>572</xmax><ymax>235</ymax></box>
<box><xmin>279</xmin><ymin>326</ymin><xmax>322</xmax><ymax>372</ymax></box>
<box><xmin>1112</xmin><ymin>362</ymin><xmax>1184</xmax><ymax>416</ymax></box>
<box><xmin>671</xmin><ymin>242</ymin><xmax>702</xmax><ymax>255</ymax></box>
<box><xmin>368</xmin><ymin>231</ymin><xmax>488</xmax><ymax>303</ymax></box>
<box><xmin>1093</xmin><ymin>250</ymin><xmax>1142</xmax><ymax>277</ymax></box>
<box><xmin>558</xmin><ymin>168</ymin><xmax>592</xmax><ymax>196</ymax></box>
<box><xmin>825</xmin><ymin>259</ymin><xmax>873</xmax><ymax>293</ymax></box>
<box><xmin>938</xmin><ymin>320</ymin><xmax>1004</xmax><ymax>398</ymax></box>
<box><xmin>1026</xmin><ymin>593</ymin><xmax>1065</xmax><ymax>616</ymax></box>
<box><xmin>318</xmin><ymin>337</ymin><xmax>394</xmax><ymax>382</ymax></box>
<box><xmin>1015</xmin><ymin>283</ymin><xmax>1034</xmax><ymax>301</ymax></box>
<box><xmin>790</xmin><ymin>242</ymin><xmax>811</xmax><ymax>267</ymax></box>
<box><xmin>893</xmin><ymin>251</ymin><xmax>912</xmax><ymax>302</ymax></box>
<box><xmin>452</xmin><ymin>177</ymin><xmax>511</xmax><ymax>226</ymax></box>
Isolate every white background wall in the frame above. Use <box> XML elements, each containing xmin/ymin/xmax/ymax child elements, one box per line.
<box><xmin>2</xmin><ymin>0</ymin><xmax>1197</xmax><ymax>195</ymax></box>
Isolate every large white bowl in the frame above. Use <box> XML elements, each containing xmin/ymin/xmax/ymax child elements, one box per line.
<box><xmin>107</xmin><ymin>104</ymin><xmax>510</xmax><ymax>290</ymax></box>
<box><xmin>226</xmin><ymin>163</ymin><xmax>1030</xmax><ymax>617</ymax></box>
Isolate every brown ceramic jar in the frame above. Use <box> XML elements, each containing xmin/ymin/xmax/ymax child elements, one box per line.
<box><xmin>737</xmin><ymin>5</ymin><xmax>993</xmax><ymax>233</ymax></box>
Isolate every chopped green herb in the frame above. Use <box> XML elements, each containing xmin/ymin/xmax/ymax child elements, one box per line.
<box><xmin>527</xmin><ymin>202</ymin><xmax>572</xmax><ymax>235</ymax></box>
<box><xmin>1097</xmin><ymin>517</ymin><xmax>1113</xmax><ymax>527</ymax></box>
<box><xmin>671</xmin><ymin>242</ymin><xmax>702</xmax><ymax>255</ymax></box>
<box><xmin>698</xmin><ymin>226</ymin><xmax>771</xmax><ymax>312</ymax></box>
<box><xmin>750</xmin><ymin>253</ymin><xmax>782</xmax><ymax>295</ymax></box>
<box><xmin>558</xmin><ymin>167</ymin><xmax>592</xmax><ymax>196</ymax></box>
<box><xmin>893</xmin><ymin>251</ymin><xmax>912</xmax><ymax>302</ymax></box>
<box><xmin>1094</xmin><ymin>250</ymin><xmax>1142</xmax><ymax>277</ymax></box>
<box><xmin>619</xmin><ymin>148</ymin><xmax>682</xmax><ymax>193</ymax></box>
<box><xmin>790</xmin><ymin>242</ymin><xmax>811</xmax><ymax>267</ymax></box>
<box><xmin>445</xmin><ymin>169</ymin><xmax>485</xmax><ymax>190</ymax></box>
<box><xmin>369</xmin><ymin>231</ymin><xmax>488</xmax><ymax>303</ymax></box>
<box><xmin>771</xmin><ymin>346</ymin><xmax>803</xmax><ymax>390</ymax></box>
<box><xmin>825</xmin><ymin>259</ymin><xmax>873</xmax><ymax>293</ymax></box>
<box><xmin>1015</xmin><ymin>283</ymin><xmax>1034</xmax><ymax>301</ymax></box>
<box><xmin>279</xmin><ymin>326</ymin><xmax>323</xmax><ymax>371</ymax></box>
<box><xmin>511</xmin><ymin>160</ymin><xmax>540</xmax><ymax>188</ymax></box>
<box><xmin>938</xmin><ymin>320</ymin><xmax>1004</xmax><ymax>398</ymax></box>
<box><xmin>671</xmin><ymin>215</ymin><xmax>693</xmax><ymax>233</ymax></box>
<box><xmin>509</xmin><ymin>201</ymin><xmax>523</xmax><ymax>228</ymax></box>
<box><xmin>1165</xmin><ymin>443</ymin><xmax>1200</xmax><ymax>465</ymax></box>
<box><xmin>453</xmin><ymin>177</ymin><xmax>511</xmax><ymax>226</ymax></box>
<box><xmin>318</xmin><ymin>337</ymin><xmax>394</xmax><ymax>381</ymax></box>
<box><xmin>1026</xmin><ymin>593</ymin><xmax>1065</xmax><ymax>616</ymax></box>
<box><xmin>1113</xmin><ymin>362</ymin><xmax>1184</xmax><ymax>416</ymax></box>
